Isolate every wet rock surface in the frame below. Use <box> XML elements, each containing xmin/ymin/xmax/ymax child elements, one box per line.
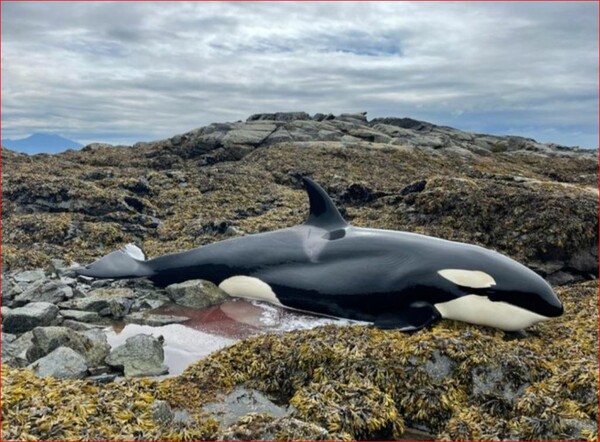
<box><xmin>1</xmin><ymin>112</ymin><xmax>597</xmax><ymax>440</ymax></box>
<box><xmin>106</xmin><ymin>333</ymin><xmax>168</xmax><ymax>377</ymax></box>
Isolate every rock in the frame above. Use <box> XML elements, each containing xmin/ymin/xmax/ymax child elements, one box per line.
<box><xmin>424</xmin><ymin>350</ymin><xmax>454</xmax><ymax>382</ymax></box>
<box><xmin>13</xmin><ymin>281</ymin><xmax>73</xmax><ymax>307</ymax></box>
<box><xmin>400</xmin><ymin>180</ymin><xmax>427</xmax><ymax>195</ymax></box>
<box><xmin>28</xmin><ymin>346</ymin><xmax>88</xmax><ymax>379</ymax></box>
<box><xmin>2</xmin><ymin>331</ymin><xmax>34</xmax><ymax>367</ymax></box>
<box><xmin>222</xmin><ymin>122</ymin><xmax>277</xmax><ymax>147</ymax></box>
<box><xmin>59</xmin><ymin>309</ymin><xmax>101</xmax><ymax>323</ymax></box>
<box><xmin>2</xmin><ymin>279</ymin><xmax>23</xmax><ymax>304</ymax></box>
<box><xmin>124</xmin><ymin>312</ymin><xmax>190</xmax><ymax>326</ymax></box>
<box><xmin>151</xmin><ymin>400</ymin><xmax>174</xmax><ymax>424</ymax></box>
<box><xmin>567</xmin><ymin>246</ymin><xmax>598</xmax><ymax>274</ymax></box>
<box><xmin>62</xmin><ymin>319</ymin><xmax>104</xmax><ymax>332</ymax></box>
<box><xmin>217</xmin><ymin>414</ymin><xmax>333</xmax><ymax>441</ymax></box>
<box><xmin>546</xmin><ymin>271</ymin><xmax>577</xmax><ymax>286</ymax></box>
<box><xmin>106</xmin><ymin>334</ymin><xmax>168</xmax><ymax>377</ymax></box>
<box><xmin>337</xmin><ymin>112</ymin><xmax>368</xmax><ymax>124</ymax></box>
<box><xmin>13</xmin><ymin>269</ymin><xmax>46</xmax><ymax>284</ymax></box>
<box><xmin>49</xmin><ymin>259</ymin><xmax>69</xmax><ymax>276</ymax></box>
<box><xmin>2</xmin><ymin>332</ymin><xmax>17</xmax><ymax>344</ymax></box>
<box><xmin>203</xmin><ymin>386</ymin><xmax>291</xmax><ymax>427</ymax></box>
<box><xmin>370</xmin><ymin>117</ymin><xmax>436</xmax><ymax>131</ymax></box>
<box><xmin>81</xmin><ymin>329</ymin><xmax>112</xmax><ymax>367</ymax></box>
<box><xmin>247</xmin><ymin>112</ymin><xmax>311</xmax><ymax>122</ymax></box>
<box><xmin>131</xmin><ymin>294</ymin><xmax>171</xmax><ymax>312</ymax></box>
<box><xmin>339</xmin><ymin>183</ymin><xmax>380</xmax><ymax>204</ymax></box>
<box><xmin>2</xmin><ymin>302</ymin><xmax>59</xmax><ymax>333</ymax></box>
<box><xmin>165</xmin><ymin>279</ymin><xmax>229</xmax><ymax>309</ymax></box>
<box><xmin>26</xmin><ymin>326</ymin><xmax>110</xmax><ymax>367</ymax></box>
<box><xmin>59</xmin><ymin>288</ymin><xmax>135</xmax><ymax>316</ymax></box>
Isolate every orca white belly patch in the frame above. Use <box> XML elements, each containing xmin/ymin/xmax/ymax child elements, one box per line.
<box><xmin>434</xmin><ymin>295</ymin><xmax>548</xmax><ymax>331</ymax></box>
<box><xmin>219</xmin><ymin>276</ymin><xmax>283</xmax><ymax>306</ymax></box>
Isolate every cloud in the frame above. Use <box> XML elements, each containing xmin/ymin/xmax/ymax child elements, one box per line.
<box><xmin>1</xmin><ymin>1</ymin><xmax>598</xmax><ymax>148</ymax></box>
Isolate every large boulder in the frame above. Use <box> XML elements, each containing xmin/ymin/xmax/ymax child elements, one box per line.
<box><xmin>165</xmin><ymin>279</ymin><xmax>229</xmax><ymax>309</ymax></box>
<box><xmin>28</xmin><ymin>346</ymin><xmax>88</xmax><ymax>379</ymax></box>
<box><xmin>106</xmin><ymin>334</ymin><xmax>168</xmax><ymax>377</ymax></box>
<box><xmin>2</xmin><ymin>302</ymin><xmax>59</xmax><ymax>333</ymax></box>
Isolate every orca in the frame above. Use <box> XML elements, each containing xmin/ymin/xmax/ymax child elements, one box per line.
<box><xmin>72</xmin><ymin>177</ymin><xmax>564</xmax><ymax>331</ymax></box>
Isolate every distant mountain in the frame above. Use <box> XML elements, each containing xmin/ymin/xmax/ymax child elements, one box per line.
<box><xmin>1</xmin><ymin>133</ymin><xmax>83</xmax><ymax>154</ymax></box>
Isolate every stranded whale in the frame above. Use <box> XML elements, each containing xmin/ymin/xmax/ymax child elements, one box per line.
<box><xmin>73</xmin><ymin>177</ymin><xmax>563</xmax><ymax>331</ymax></box>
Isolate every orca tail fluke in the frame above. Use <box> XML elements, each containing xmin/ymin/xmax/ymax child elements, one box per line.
<box><xmin>70</xmin><ymin>244</ymin><xmax>154</xmax><ymax>279</ymax></box>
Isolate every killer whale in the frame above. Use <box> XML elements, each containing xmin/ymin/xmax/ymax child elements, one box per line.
<box><xmin>73</xmin><ymin>177</ymin><xmax>564</xmax><ymax>331</ymax></box>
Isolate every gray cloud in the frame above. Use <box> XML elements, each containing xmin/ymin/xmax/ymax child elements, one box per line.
<box><xmin>2</xmin><ymin>1</ymin><xmax>598</xmax><ymax>148</ymax></box>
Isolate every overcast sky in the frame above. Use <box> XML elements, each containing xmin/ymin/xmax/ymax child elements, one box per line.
<box><xmin>2</xmin><ymin>1</ymin><xmax>598</xmax><ymax>148</ymax></box>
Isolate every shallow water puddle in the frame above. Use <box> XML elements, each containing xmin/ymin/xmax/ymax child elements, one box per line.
<box><xmin>106</xmin><ymin>299</ymin><xmax>361</xmax><ymax>376</ymax></box>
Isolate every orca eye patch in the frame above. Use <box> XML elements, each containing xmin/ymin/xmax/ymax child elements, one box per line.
<box><xmin>437</xmin><ymin>269</ymin><xmax>496</xmax><ymax>289</ymax></box>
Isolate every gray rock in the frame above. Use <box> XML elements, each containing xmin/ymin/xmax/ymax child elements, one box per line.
<box><xmin>568</xmin><ymin>246</ymin><xmax>598</xmax><ymax>274</ymax></box>
<box><xmin>424</xmin><ymin>350</ymin><xmax>454</xmax><ymax>382</ymax></box>
<box><xmin>131</xmin><ymin>293</ymin><xmax>171</xmax><ymax>312</ymax></box>
<box><xmin>222</xmin><ymin>122</ymin><xmax>277</xmax><ymax>146</ymax></box>
<box><xmin>2</xmin><ymin>302</ymin><xmax>59</xmax><ymax>333</ymax></box>
<box><xmin>49</xmin><ymin>259</ymin><xmax>69</xmax><ymax>276</ymax></box>
<box><xmin>13</xmin><ymin>269</ymin><xmax>46</xmax><ymax>284</ymax></box>
<box><xmin>59</xmin><ymin>309</ymin><xmax>101</xmax><ymax>323</ymax></box>
<box><xmin>59</xmin><ymin>276</ymin><xmax>79</xmax><ymax>287</ymax></box>
<box><xmin>28</xmin><ymin>346</ymin><xmax>88</xmax><ymax>379</ymax></box>
<box><xmin>2</xmin><ymin>332</ymin><xmax>17</xmax><ymax>343</ymax></box>
<box><xmin>2</xmin><ymin>279</ymin><xmax>23</xmax><ymax>303</ymax></box>
<box><xmin>166</xmin><ymin>279</ymin><xmax>229</xmax><ymax>309</ymax></box>
<box><xmin>124</xmin><ymin>312</ymin><xmax>190</xmax><ymax>326</ymax></box>
<box><xmin>152</xmin><ymin>400</ymin><xmax>174</xmax><ymax>424</ymax></box>
<box><xmin>247</xmin><ymin>112</ymin><xmax>311</xmax><ymax>122</ymax></box>
<box><xmin>337</xmin><ymin>112</ymin><xmax>368</xmax><ymax>124</ymax></box>
<box><xmin>26</xmin><ymin>326</ymin><xmax>110</xmax><ymax>367</ymax></box>
<box><xmin>203</xmin><ymin>386</ymin><xmax>291</xmax><ymax>427</ymax></box>
<box><xmin>59</xmin><ymin>288</ymin><xmax>135</xmax><ymax>315</ymax></box>
<box><xmin>106</xmin><ymin>334</ymin><xmax>168</xmax><ymax>377</ymax></box>
<box><xmin>2</xmin><ymin>331</ymin><xmax>34</xmax><ymax>367</ymax></box>
<box><xmin>218</xmin><ymin>415</ymin><xmax>330</xmax><ymax>441</ymax></box>
<box><xmin>13</xmin><ymin>281</ymin><xmax>72</xmax><ymax>306</ymax></box>
<box><xmin>62</xmin><ymin>319</ymin><xmax>104</xmax><ymax>332</ymax></box>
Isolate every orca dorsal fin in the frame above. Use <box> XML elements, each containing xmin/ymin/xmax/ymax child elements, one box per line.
<box><xmin>302</xmin><ymin>177</ymin><xmax>348</xmax><ymax>230</ymax></box>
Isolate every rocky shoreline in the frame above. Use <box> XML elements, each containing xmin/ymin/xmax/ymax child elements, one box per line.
<box><xmin>2</xmin><ymin>263</ymin><xmax>234</xmax><ymax>380</ymax></box>
<box><xmin>2</xmin><ymin>112</ymin><xmax>598</xmax><ymax>440</ymax></box>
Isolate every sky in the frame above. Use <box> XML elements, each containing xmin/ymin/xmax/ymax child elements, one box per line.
<box><xmin>1</xmin><ymin>1</ymin><xmax>598</xmax><ymax>148</ymax></box>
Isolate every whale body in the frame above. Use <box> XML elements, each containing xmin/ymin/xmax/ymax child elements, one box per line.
<box><xmin>73</xmin><ymin>177</ymin><xmax>564</xmax><ymax>331</ymax></box>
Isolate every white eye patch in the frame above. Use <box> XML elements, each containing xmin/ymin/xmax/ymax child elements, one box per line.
<box><xmin>437</xmin><ymin>269</ymin><xmax>496</xmax><ymax>289</ymax></box>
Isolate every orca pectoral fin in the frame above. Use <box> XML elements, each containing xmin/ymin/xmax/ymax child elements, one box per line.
<box><xmin>374</xmin><ymin>302</ymin><xmax>441</xmax><ymax>332</ymax></box>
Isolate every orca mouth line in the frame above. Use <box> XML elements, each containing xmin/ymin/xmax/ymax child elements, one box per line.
<box><xmin>483</xmin><ymin>288</ymin><xmax>563</xmax><ymax>318</ymax></box>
